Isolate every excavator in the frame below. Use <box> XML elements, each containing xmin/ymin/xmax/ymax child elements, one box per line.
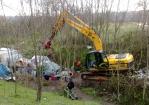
<box><xmin>43</xmin><ymin>10</ymin><xmax>134</xmax><ymax>81</ymax></box>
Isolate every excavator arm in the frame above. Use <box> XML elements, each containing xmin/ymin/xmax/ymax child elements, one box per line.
<box><xmin>44</xmin><ymin>11</ymin><xmax>103</xmax><ymax>51</ymax></box>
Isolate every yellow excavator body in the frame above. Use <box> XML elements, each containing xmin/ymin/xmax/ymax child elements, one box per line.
<box><xmin>105</xmin><ymin>53</ymin><xmax>134</xmax><ymax>70</ymax></box>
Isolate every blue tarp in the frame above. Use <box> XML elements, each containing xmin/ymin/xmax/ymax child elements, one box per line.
<box><xmin>0</xmin><ymin>64</ymin><xmax>11</xmax><ymax>79</ymax></box>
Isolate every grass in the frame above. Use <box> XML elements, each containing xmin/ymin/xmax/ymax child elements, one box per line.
<box><xmin>80</xmin><ymin>87</ymin><xmax>97</xmax><ymax>97</ymax></box>
<box><xmin>0</xmin><ymin>80</ymin><xmax>100</xmax><ymax>105</ymax></box>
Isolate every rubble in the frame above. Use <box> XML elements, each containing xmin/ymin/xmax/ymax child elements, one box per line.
<box><xmin>133</xmin><ymin>67</ymin><xmax>149</xmax><ymax>79</ymax></box>
<box><xmin>0</xmin><ymin>48</ymin><xmax>73</xmax><ymax>80</ymax></box>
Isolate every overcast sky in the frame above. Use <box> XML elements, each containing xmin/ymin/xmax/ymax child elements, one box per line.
<box><xmin>0</xmin><ymin>0</ymin><xmax>147</xmax><ymax>16</ymax></box>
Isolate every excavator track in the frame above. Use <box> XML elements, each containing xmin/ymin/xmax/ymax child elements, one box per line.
<box><xmin>81</xmin><ymin>69</ymin><xmax>130</xmax><ymax>81</ymax></box>
<box><xmin>81</xmin><ymin>71</ymin><xmax>110</xmax><ymax>81</ymax></box>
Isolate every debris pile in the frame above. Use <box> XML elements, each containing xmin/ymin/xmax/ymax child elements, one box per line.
<box><xmin>0</xmin><ymin>48</ymin><xmax>74</xmax><ymax>81</ymax></box>
<box><xmin>133</xmin><ymin>67</ymin><xmax>149</xmax><ymax>79</ymax></box>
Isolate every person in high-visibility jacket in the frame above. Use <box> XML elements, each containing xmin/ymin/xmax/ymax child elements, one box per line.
<box><xmin>74</xmin><ymin>57</ymin><xmax>81</xmax><ymax>72</ymax></box>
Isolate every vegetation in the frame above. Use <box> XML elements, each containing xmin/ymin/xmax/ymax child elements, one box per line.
<box><xmin>81</xmin><ymin>76</ymin><xmax>149</xmax><ymax>105</ymax></box>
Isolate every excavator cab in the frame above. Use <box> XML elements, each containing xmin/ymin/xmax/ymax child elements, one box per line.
<box><xmin>85</xmin><ymin>51</ymin><xmax>109</xmax><ymax>69</ymax></box>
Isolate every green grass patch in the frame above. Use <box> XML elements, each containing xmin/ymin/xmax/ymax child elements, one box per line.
<box><xmin>0</xmin><ymin>80</ymin><xmax>100</xmax><ymax>105</ymax></box>
<box><xmin>80</xmin><ymin>87</ymin><xmax>97</xmax><ymax>97</ymax></box>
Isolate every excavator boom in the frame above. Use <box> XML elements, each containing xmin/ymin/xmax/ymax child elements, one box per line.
<box><xmin>44</xmin><ymin>11</ymin><xmax>103</xmax><ymax>51</ymax></box>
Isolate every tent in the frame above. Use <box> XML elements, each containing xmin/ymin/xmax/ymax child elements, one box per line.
<box><xmin>31</xmin><ymin>56</ymin><xmax>61</xmax><ymax>79</ymax></box>
<box><xmin>0</xmin><ymin>48</ymin><xmax>22</xmax><ymax>67</ymax></box>
<box><xmin>0</xmin><ymin>64</ymin><xmax>12</xmax><ymax>79</ymax></box>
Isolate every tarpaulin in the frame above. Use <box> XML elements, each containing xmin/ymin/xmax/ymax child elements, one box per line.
<box><xmin>0</xmin><ymin>63</ymin><xmax>12</xmax><ymax>79</ymax></box>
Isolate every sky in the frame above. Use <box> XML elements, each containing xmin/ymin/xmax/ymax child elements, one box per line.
<box><xmin>0</xmin><ymin>0</ymin><xmax>147</xmax><ymax>16</ymax></box>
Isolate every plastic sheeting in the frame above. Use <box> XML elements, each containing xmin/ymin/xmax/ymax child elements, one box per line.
<box><xmin>0</xmin><ymin>63</ymin><xmax>12</xmax><ymax>79</ymax></box>
<box><xmin>0</xmin><ymin>48</ymin><xmax>22</xmax><ymax>67</ymax></box>
<box><xmin>31</xmin><ymin>56</ymin><xmax>61</xmax><ymax>76</ymax></box>
<box><xmin>133</xmin><ymin>67</ymin><xmax>149</xmax><ymax>79</ymax></box>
